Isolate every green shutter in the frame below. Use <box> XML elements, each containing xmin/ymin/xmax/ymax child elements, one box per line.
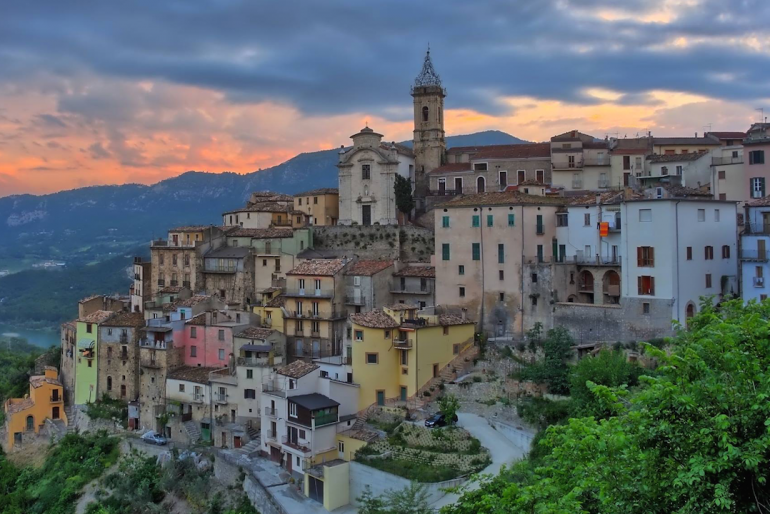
<box><xmin>487</xmin><ymin>215</ymin><xmax>494</xmax><ymax>227</ymax></box>
<box><xmin>458</xmin><ymin>265</ymin><xmax>465</xmax><ymax>275</ymax></box>
<box><xmin>762</xmin><ymin>177</ymin><xmax>766</xmax><ymax>197</ymax></box>
<box><xmin>442</xmin><ymin>243</ymin><xmax>450</xmax><ymax>261</ymax></box>
<box><xmin>498</xmin><ymin>244</ymin><xmax>505</xmax><ymax>264</ymax></box>
<box><xmin>508</xmin><ymin>214</ymin><xmax>515</xmax><ymax>226</ymax></box>
<box><xmin>472</xmin><ymin>215</ymin><xmax>480</xmax><ymax>227</ymax></box>
<box><xmin>442</xmin><ymin>216</ymin><xmax>450</xmax><ymax>228</ymax></box>
<box><xmin>472</xmin><ymin>243</ymin><xmax>480</xmax><ymax>261</ymax></box>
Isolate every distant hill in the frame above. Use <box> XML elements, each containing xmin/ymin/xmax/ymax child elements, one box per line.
<box><xmin>0</xmin><ymin>130</ymin><xmax>528</xmax><ymax>268</ymax></box>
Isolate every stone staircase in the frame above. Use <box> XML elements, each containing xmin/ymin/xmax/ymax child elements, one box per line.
<box><xmin>238</xmin><ymin>438</ymin><xmax>261</xmax><ymax>455</ymax></box>
<box><xmin>64</xmin><ymin>405</ymin><xmax>76</xmax><ymax>433</ymax></box>
<box><xmin>183</xmin><ymin>420</ymin><xmax>201</xmax><ymax>443</ymax></box>
<box><xmin>246</xmin><ymin>424</ymin><xmax>259</xmax><ymax>441</ymax></box>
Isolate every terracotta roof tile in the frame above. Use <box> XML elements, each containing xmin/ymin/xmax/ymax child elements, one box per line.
<box><xmin>648</xmin><ymin>152</ymin><xmax>707</xmax><ymax>163</ymax></box>
<box><xmin>101</xmin><ymin>311</ymin><xmax>145</xmax><ymax>328</ymax></box>
<box><xmin>235</xmin><ymin>327</ymin><xmax>276</xmax><ymax>340</ymax></box>
<box><xmin>287</xmin><ymin>259</ymin><xmax>347</xmax><ymax>276</ymax></box>
<box><xmin>444</xmin><ymin>191</ymin><xmax>568</xmax><ymax>208</ymax></box>
<box><xmin>344</xmin><ymin>260</ymin><xmax>393</xmax><ymax>276</ymax></box>
<box><xmin>5</xmin><ymin>398</ymin><xmax>34</xmax><ymax>415</ymax></box>
<box><xmin>659</xmin><ymin>184</ymin><xmax>712</xmax><ymax>198</ymax></box>
<box><xmin>569</xmin><ymin>190</ymin><xmax>628</xmax><ymax>206</ymax></box>
<box><xmin>350</xmin><ymin>310</ymin><xmax>401</xmax><ymax>329</ymax></box>
<box><xmin>227</xmin><ymin>228</ymin><xmax>294</xmax><ymax>239</ymax></box>
<box><xmin>158</xmin><ymin>286</ymin><xmax>184</xmax><ymax>294</ymax></box>
<box><xmin>294</xmin><ymin>188</ymin><xmax>339</xmax><ymax>197</ymax></box>
<box><xmin>446</xmin><ymin>142</ymin><xmax>550</xmax><ymax>161</ymax></box>
<box><xmin>30</xmin><ymin>374</ymin><xmax>62</xmax><ymax>388</ymax></box>
<box><xmin>707</xmin><ymin>131</ymin><xmax>746</xmax><ymax>140</ymax></box>
<box><xmin>78</xmin><ymin>310</ymin><xmax>115</xmax><ymax>324</ymax></box>
<box><xmin>339</xmin><ymin>427</ymin><xmax>380</xmax><ymax>443</ymax></box>
<box><xmin>168</xmin><ymin>366</ymin><xmax>223</xmax><ymax>384</ymax></box>
<box><xmin>393</xmin><ymin>266</ymin><xmax>435</xmax><ymax>278</ymax></box>
<box><xmin>386</xmin><ymin>304</ymin><xmax>417</xmax><ymax>311</ymax></box>
<box><xmin>277</xmin><ymin>360</ymin><xmax>319</xmax><ymax>379</ymax></box>
<box><xmin>428</xmin><ymin>163</ymin><xmax>472</xmax><ymax>174</ymax></box>
<box><xmin>265</xmin><ymin>295</ymin><xmax>287</xmax><ymax>308</ymax></box>
<box><xmin>653</xmin><ymin>137</ymin><xmax>720</xmax><ymax>146</ymax></box>
<box><xmin>169</xmin><ymin>225</ymin><xmax>212</xmax><ymax>232</ymax></box>
<box><xmin>438</xmin><ymin>314</ymin><xmax>474</xmax><ymax>326</ymax></box>
<box><xmin>747</xmin><ymin>195</ymin><xmax>770</xmax><ymax>207</ymax></box>
<box><xmin>177</xmin><ymin>295</ymin><xmax>214</xmax><ymax>308</ymax></box>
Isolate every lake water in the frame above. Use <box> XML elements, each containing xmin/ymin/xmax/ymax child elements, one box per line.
<box><xmin>0</xmin><ymin>323</ymin><xmax>60</xmax><ymax>349</ymax></box>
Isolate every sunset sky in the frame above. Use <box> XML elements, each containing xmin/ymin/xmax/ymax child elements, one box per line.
<box><xmin>1</xmin><ymin>0</ymin><xmax>769</xmax><ymax>197</ymax></box>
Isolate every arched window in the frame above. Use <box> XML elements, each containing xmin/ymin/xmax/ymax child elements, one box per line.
<box><xmin>26</xmin><ymin>415</ymin><xmax>34</xmax><ymax>430</ymax></box>
<box><xmin>686</xmin><ymin>303</ymin><xmax>696</xmax><ymax>324</ymax></box>
<box><xmin>477</xmin><ymin>176</ymin><xmax>486</xmax><ymax>193</ymax></box>
<box><xmin>107</xmin><ymin>376</ymin><xmax>112</xmax><ymax>391</ymax></box>
<box><xmin>422</xmin><ymin>106</ymin><xmax>429</xmax><ymax>122</ymax></box>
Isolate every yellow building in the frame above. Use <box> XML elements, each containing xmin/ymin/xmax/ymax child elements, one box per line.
<box><xmin>252</xmin><ymin>287</ymin><xmax>286</xmax><ymax>333</ymax></box>
<box><xmin>294</xmin><ymin>188</ymin><xmax>340</xmax><ymax>226</ymax></box>
<box><xmin>4</xmin><ymin>367</ymin><xmax>67</xmax><ymax>449</ymax></box>
<box><xmin>350</xmin><ymin>305</ymin><xmax>475</xmax><ymax>411</ymax></box>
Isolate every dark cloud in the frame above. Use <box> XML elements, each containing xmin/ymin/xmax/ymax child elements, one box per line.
<box><xmin>88</xmin><ymin>142</ymin><xmax>111</xmax><ymax>159</ymax></box>
<box><xmin>0</xmin><ymin>0</ymin><xmax>769</xmax><ymax>121</ymax></box>
<box><xmin>33</xmin><ymin>114</ymin><xmax>67</xmax><ymax>129</ymax></box>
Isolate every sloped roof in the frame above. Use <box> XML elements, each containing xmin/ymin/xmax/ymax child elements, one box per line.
<box><xmin>290</xmin><ymin>393</ymin><xmax>339</xmax><ymax>411</ymax></box>
<box><xmin>78</xmin><ymin>310</ymin><xmax>115</xmax><ymax>324</ymax></box>
<box><xmin>446</xmin><ymin>142</ymin><xmax>550</xmax><ymax>160</ymax></box>
<box><xmin>648</xmin><ymin>152</ymin><xmax>707</xmax><ymax>163</ymax></box>
<box><xmin>344</xmin><ymin>260</ymin><xmax>393</xmax><ymax>276</ymax></box>
<box><xmin>277</xmin><ymin>360</ymin><xmax>319</xmax><ymax>379</ymax></box>
<box><xmin>287</xmin><ymin>259</ymin><xmax>347</xmax><ymax>276</ymax></box>
<box><xmin>30</xmin><ymin>374</ymin><xmax>62</xmax><ymax>388</ymax></box>
<box><xmin>428</xmin><ymin>163</ymin><xmax>472</xmax><ymax>174</ymax></box>
<box><xmin>350</xmin><ymin>310</ymin><xmax>401</xmax><ymax>329</ymax></box>
<box><xmin>707</xmin><ymin>131</ymin><xmax>746</xmax><ymax>140</ymax></box>
<box><xmin>235</xmin><ymin>327</ymin><xmax>276</xmax><ymax>340</ymax></box>
<box><xmin>653</xmin><ymin>137</ymin><xmax>720</xmax><ymax>146</ymax></box>
<box><xmin>227</xmin><ymin>228</ymin><xmax>294</xmax><ymax>239</ymax></box>
<box><xmin>393</xmin><ymin>266</ymin><xmax>435</xmax><ymax>278</ymax></box>
<box><xmin>444</xmin><ymin>191</ymin><xmax>568</xmax><ymax>208</ymax></box>
<box><xmin>294</xmin><ymin>188</ymin><xmax>339</xmax><ymax>197</ymax></box>
<box><xmin>747</xmin><ymin>196</ymin><xmax>770</xmax><ymax>207</ymax></box>
<box><xmin>101</xmin><ymin>311</ymin><xmax>145</xmax><ymax>328</ymax></box>
<box><xmin>168</xmin><ymin>366</ymin><xmax>222</xmax><ymax>385</ymax></box>
<box><xmin>169</xmin><ymin>225</ymin><xmax>212</xmax><ymax>232</ymax></box>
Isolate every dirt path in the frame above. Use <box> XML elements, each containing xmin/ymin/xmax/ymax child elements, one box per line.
<box><xmin>75</xmin><ymin>461</ymin><xmax>118</xmax><ymax>514</ymax></box>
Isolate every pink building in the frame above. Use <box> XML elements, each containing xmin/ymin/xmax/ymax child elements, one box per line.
<box><xmin>179</xmin><ymin>311</ymin><xmax>243</xmax><ymax>368</ymax></box>
<box><xmin>744</xmin><ymin>123</ymin><xmax>770</xmax><ymax>202</ymax></box>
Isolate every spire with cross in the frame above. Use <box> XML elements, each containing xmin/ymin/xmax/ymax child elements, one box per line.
<box><xmin>414</xmin><ymin>46</ymin><xmax>442</xmax><ymax>88</ymax></box>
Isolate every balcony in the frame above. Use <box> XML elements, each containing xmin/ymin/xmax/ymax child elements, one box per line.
<box><xmin>583</xmin><ymin>157</ymin><xmax>611</xmax><ymax>166</ymax></box>
<box><xmin>389</xmin><ymin>282</ymin><xmax>433</xmax><ymax>295</ymax></box>
<box><xmin>552</xmin><ymin>160</ymin><xmax>583</xmax><ymax>170</ymax></box>
<box><xmin>169</xmin><ymin>280</ymin><xmax>179</xmax><ymax>287</ymax></box>
<box><xmin>203</xmin><ymin>264</ymin><xmax>237</xmax><ymax>274</ymax></box>
<box><xmin>282</xmin><ymin>288</ymin><xmax>334</xmax><ymax>299</ymax></box>
<box><xmin>183</xmin><ymin>281</ymin><xmax>191</xmax><ymax>288</ymax></box>
<box><xmin>265</xmin><ymin>430</ymin><xmax>277</xmax><ymax>441</ymax></box>
<box><xmin>310</xmin><ymin>330</ymin><xmax>321</xmax><ymax>338</ymax></box>
<box><xmin>150</xmin><ymin>239</ymin><xmax>196</xmax><ymax>249</ymax></box>
<box><xmin>271</xmin><ymin>220</ymin><xmax>292</xmax><ymax>227</ymax></box>
<box><xmin>140</xmin><ymin>339</ymin><xmax>171</xmax><ymax>350</ymax></box>
<box><xmin>712</xmin><ymin>156</ymin><xmax>743</xmax><ymax>166</ymax></box>
<box><xmin>313</xmin><ymin>412</ymin><xmax>338</xmax><ymax>428</ymax></box>
<box><xmin>262</xmin><ymin>382</ymin><xmax>286</xmax><ymax>398</ymax></box>
<box><xmin>193</xmin><ymin>394</ymin><xmax>205</xmax><ymax>403</ymax></box>
<box><xmin>744</xmin><ymin>223</ymin><xmax>770</xmax><ymax>235</ymax></box>
<box><xmin>157</xmin><ymin>280</ymin><xmax>166</xmax><ymax>287</ymax></box>
<box><xmin>344</xmin><ymin>295</ymin><xmax>367</xmax><ymax>306</ymax></box>
<box><xmin>214</xmin><ymin>393</ymin><xmax>229</xmax><ymax>404</ymax></box>
<box><xmin>556</xmin><ymin>255</ymin><xmax>622</xmax><ymax>266</ymax></box>
<box><xmin>237</xmin><ymin>356</ymin><xmax>272</xmax><ymax>367</ymax></box>
<box><xmin>282</xmin><ymin>436</ymin><xmax>312</xmax><ymax>455</ymax></box>
<box><xmin>264</xmin><ymin>406</ymin><xmax>277</xmax><ymax>417</ymax></box>
<box><xmin>754</xmin><ymin>277</ymin><xmax>765</xmax><ymax>288</ymax></box>
<box><xmin>50</xmin><ymin>394</ymin><xmax>63</xmax><ymax>403</ymax></box>
<box><xmin>536</xmin><ymin>224</ymin><xmax>545</xmax><ymax>235</ymax></box>
<box><xmin>394</xmin><ymin>338</ymin><xmax>413</xmax><ymax>349</ymax></box>
<box><xmin>284</xmin><ymin>310</ymin><xmax>345</xmax><ymax>320</ymax></box>
<box><xmin>740</xmin><ymin>249</ymin><xmax>768</xmax><ymax>261</ymax></box>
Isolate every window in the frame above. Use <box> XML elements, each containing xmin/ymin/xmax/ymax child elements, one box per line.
<box><xmin>675</xmin><ymin>165</ymin><xmax>683</xmax><ymax>175</ymax></box>
<box><xmin>705</xmin><ymin>246</ymin><xmax>714</xmax><ymax>260</ymax></box>
<box><xmin>499</xmin><ymin>292</ymin><xmax>504</xmax><ymax>302</ymax></box>
<box><xmin>218</xmin><ymin>349</ymin><xmax>225</xmax><ymax>361</ymax></box>
<box><xmin>638</xmin><ymin>276</ymin><xmax>655</xmax><ymax>295</ymax></box>
<box><xmin>556</xmin><ymin>213</ymin><xmax>568</xmax><ymax>227</ymax></box>
<box><xmin>720</xmin><ymin>193</ymin><xmax>727</xmax><ymax>200</ymax></box>
<box><xmin>536</xmin><ymin>215</ymin><xmax>544</xmax><ymax>234</ymax></box>
<box><xmin>338</xmin><ymin>441</ymin><xmax>345</xmax><ymax>453</ymax></box>
<box><xmin>752</xmin><ymin>177</ymin><xmax>766</xmax><ymax>198</ymax></box>
<box><xmin>442</xmin><ymin>216</ymin><xmax>450</xmax><ymax>228</ymax></box>
<box><xmin>508</xmin><ymin>213</ymin><xmax>515</xmax><ymax>226</ymax></box>
<box><xmin>442</xmin><ymin>244</ymin><xmax>450</xmax><ymax>261</ymax></box>
<box><xmin>639</xmin><ymin>209</ymin><xmax>652</xmax><ymax>222</ymax></box>
<box><xmin>714</xmin><ymin>209</ymin><xmax>720</xmax><ymax>222</ymax></box>
<box><xmin>499</xmin><ymin>270</ymin><xmax>504</xmax><ymax>280</ymax></box>
<box><xmin>218</xmin><ymin>329</ymin><xmax>225</xmax><ymax>341</ymax></box>
<box><xmin>642</xmin><ymin>302</ymin><xmax>650</xmax><ymax>315</ymax></box>
<box><xmin>532</xmin><ymin>273</ymin><xmax>538</xmax><ymax>283</ymax></box>
<box><xmin>686</xmin><ymin>247</ymin><xmax>692</xmax><ymax>260</ymax></box>
<box><xmin>536</xmin><ymin>169</ymin><xmax>544</xmax><ymax>183</ymax></box>
<box><xmin>537</xmin><ymin>244</ymin><xmax>544</xmax><ymax>263</ymax></box>
<box><xmin>242</xmin><ymin>388</ymin><xmax>257</xmax><ymax>399</ymax></box>
<box><xmin>179</xmin><ymin>384</ymin><xmax>185</xmax><ymax>392</ymax></box>
<box><xmin>298</xmin><ymin>198</ymin><xmax>302</xmax><ymax>206</ymax></box>
<box><xmin>498</xmin><ymin>244</ymin><xmax>505</xmax><ymax>263</ymax></box>
<box><xmin>355</xmin><ymin>330</ymin><xmax>363</xmax><ymax>341</ymax></box>
<box><xmin>499</xmin><ymin>171</ymin><xmax>508</xmax><ymax>189</ymax></box>
<box><xmin>472</xmin><ymin>243</ymin><xmax>480</xmax><ymax>261</ymax></box>
<box><xmin>401</xmin><ymin>350</ymin><xmax>407</xmax><ymax>366</ymax></box>
<box><xmin>487</xmin><ymin>214</ymin><xmax>494</xmax><ymax>227</ymax></box>
<box><xmin>623</xmin><ymin>155</ymin><xmax>631</xmax><ymax>170</ymax></box>
<box><xmin>86</xmin><ymin>324</ymin><xmax>92</xmax><ymax>334</ymax></box>
<box><xmin>706</xmin><ymin>273</ymin><xmax>712</xmax><ymax>288</ymax></box>
<box><xmin>459</xmin><ymin>286</ymin><xmax>466</xmax><ymax>297</ymax></box>
<box><xmin>422</xmin><ymin>105</ymin><xmax>429</xmax><ymax>121</ymax></box>
<box><xmin>584</xmin><ymin>213</ymin><xmax>591</xmax><ymax>226</ymax></box>
<box><xmin>190</xmin><ymin>346</ymin><xmax>197</xmax><ymax>357</ymax></box>
<box><xmin>749</xmin><ymin>150</ymin><xmax>765</xmax><ymax>165</ymax></box>
<box><xmin>473</xmin><ymin>162</ymin><xmax>488</xmax><ymax>172</ymax></box>
<box><xmin>637</xmin><ymin>246</ymin><xmax>654</xmax><ymax>267</ymax></box>
<box><xmin>698</xmin><ymin>209</ymin><xmax>705</xmax><ymax>222</ymax></box>
<box><xmin>362</xmin><ymin>164</ymin><xmax>371</xmax><ymax>180</ymax></box>
<box><xmin>314</xmin><ymin>197</ymin><xmax>318</xmax><ymax>205</ymax></box>
<box><xmin>718</xmin><ymin>170</ymin><xmax>726</xmax><ymax>180</ymax></box>
<box><xmin>366</xmin><ymin>353</ymin><xmax>378</xmax><ymax>364</ymax></box>
<box><xmin>289</xmin><ymin>403</ymin><xmax>297</xmax><ymax>417</ymax></box>
<box><xmin>472</xmin><ymin>215</ymin><xmax>480</xmax><ymax>227</ymax></box>
<box><xmin>246</xmin><ymin>369</ymin><xmax>253</xmax><ymax>379</ymax></box>
<box><xmin>107</xmin><ymin>376</ymin><xmax>112</xmax><ymax>391</ymax></box>
<box><xmin>722</xmin><ymin>245</ymin><xmax>730</xmax><ymax>259</ymax></box>
<box><xmin>173</xmin><ymin>254</ymin><xmax>178</xmax><ymax>266</ymax></box>
<box><xmin>159</xmin><ymin>254</ymin><xmax>164</xmax><ymax>265</ymax></box>
<box><xmin>458</xmin><ymin>265</ymin><xmax>465</xmax><ymax>275</ymax></box>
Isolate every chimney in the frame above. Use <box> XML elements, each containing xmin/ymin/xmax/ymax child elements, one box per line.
<box><xmin>461</xmin><ymin>308</ymin><xmax>467</xmax><ymax>321</ymax></box>
<box><xmin>595</xmin><ymin>193</ymin><xmax>602</xmax><ymax>205</ymax></box>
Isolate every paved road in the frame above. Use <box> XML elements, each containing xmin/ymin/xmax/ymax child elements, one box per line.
<box><xmin>430</xmin><ymin>412</ymin><xmax>530</xmax><ymax>510</ymax></box>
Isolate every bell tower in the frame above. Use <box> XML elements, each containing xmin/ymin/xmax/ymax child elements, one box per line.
<box><xmin>411</xmin><ymin>48</ymin><xmax>446</xmax><ymax>204</ymax></box>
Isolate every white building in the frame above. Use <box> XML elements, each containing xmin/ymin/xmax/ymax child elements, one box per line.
<box><xmin>555</xmin><ymin>192</ymin><xmax>623</xmax><ymax>265</ymax></box>
<box><xmin>260</xmin><ymin>360</ymin><xmax>358</xmax><ymax>477</ymax></box>
<box><xmin>740</xmin><ymin>198</ymin><xmax>770</xmax><ymax>303</ymax></box>
<box><xmin>337</xmin><ymin>127</ymin><xmax>415</xmax><ymax>226</ymax></box>
<box><xmin>640</xmin><ymin>152</ymin><xmax>713</xmax><ymax>191</ymax></box>
<box><xmin>621</xmin><ymin>198</ymin><xmax>738</xmax><ymax>324</ymax></box>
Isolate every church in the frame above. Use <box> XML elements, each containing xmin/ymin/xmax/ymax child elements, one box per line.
<box><xmin>337</xmin><ymin>49</ymin><xmax>447</xmax><ymax>225</ymax></box>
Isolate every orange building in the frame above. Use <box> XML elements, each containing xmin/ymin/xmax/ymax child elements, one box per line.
<box><xmin>4</xmin><ymin>367</ymin><xmax>67</xmax><ymax>449</ymax></box>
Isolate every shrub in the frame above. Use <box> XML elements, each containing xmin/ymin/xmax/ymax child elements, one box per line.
<box><xmin>472</xmin><ymin>376</ymin><xmax>483</xmax><ymax>383</ymax></box>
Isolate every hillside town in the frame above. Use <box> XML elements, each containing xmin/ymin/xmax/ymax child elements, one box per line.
<box><xmin>5</xmin><ymin>49</ymin><xmax>770</xmax><ymax>512</ymax></box>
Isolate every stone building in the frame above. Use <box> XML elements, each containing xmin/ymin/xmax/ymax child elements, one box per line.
<box><xmin>138</xmin><ymin>325</ymin><xmax>182</xmax><ymax>432</ymax></box>
<box><xmin>337</xmin><ymin>127</ymin><xmax>414</xmax><ymax>226</ymax></box>
<box><xmin>294</xmin><ymin>188</ymin><xmax>340</xmax><ymax>226</ymax></box>
<box><xmin>201</xmin><ymin>246</ymin><xmax>256</xmax><ymax>307</ymax></box>
<box><xmin>550</xmin><ymin>130</ymin><xmax>611</xmax><ymax>193</ymax></box>
<box><xmin>411</xmin><ymin>49</ymin><xmax>446</xmax><ymax>205</ymax></box>
<box><xmin>59</xmin><ymin>320</ymin><xmax>77</xmax><ymax>404</ymax></box>
<box><xmin>222</xmin><ymin>192</ymin><xmax>301</xmax><ymax>230</ymax></box>
<box><xmin>130</xmin><ymin>257</ymin><xmax>153</xmax><ymax>313</ymax></box>
<box><xmin>342</xmin><ymin>259</ymin><xmax>394</xmax><ymax>314</ymax></box>
<box><xmin>390</xmin><ymin>264</ymin><xmax>436</xmax><ymax>309</ymax></box>
<box><xmin>97</xmin><ymin>311</ymin><xmax>145</xmax><ymax>403</ymax></box>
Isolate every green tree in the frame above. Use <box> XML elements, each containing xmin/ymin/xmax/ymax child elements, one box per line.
<box><xmin>437</xmin><ymin>393</ymin><xmax>460</xmax><ymax>424</ymax></box>
<box><xmin>520</xmin><ymin>327</ymin><xmax>574</xmax><ymax>394</ymax></box>
<box><xmin>394</xmin><ymin>175</ymin><xmax>415</xmax><ymax>218</ymax></box>
<box><xmin>569</xmin><ymin>348</ymin><xmax>644</xmax><ymax>419</ymax></box>
<box><xmin>445</xmin><ymin>299</ymin><xmax>770</xmax><ymax>513</ymax></box>
<box><xmin>358</xmin><ymin>483</ymin><xmax>431</xmax><ymax>514</ymax></box>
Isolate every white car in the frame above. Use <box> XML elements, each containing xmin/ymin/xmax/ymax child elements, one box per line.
<box><xmin>141</xmin><ymin>431</ymin><xmax>168</xmax><ymax>445</ymax></box>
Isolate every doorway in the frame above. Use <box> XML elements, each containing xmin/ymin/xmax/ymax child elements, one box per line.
<box><xmin>376</xmin><ymin>390</ymin><xmax>385</xmax><ymax>406</ymax></box>
<box><xmin>362</xmin><ymin>205</ymin><xmax>372</xmax><ymax>226</ymax></box>
<box><xmin>760</xmin><ymin>239</ymin><xmax>767</xmax><ymax>259</ymax></box>
<box><xmin>234</xmin><ymin>436</ymin><xmax>242</xmax><ymax>449</ymax></box>
<box><xmin>52</xmin><ymin>407</ymin><xmax>60</xmax><ymax>420</ymax></box>
<box><xmin>26</xmin><ymin>415</ymin><xmax>34</xmax><ymax>431</ymax></box>
<box><xmin>433</xmin><ymin>364</ymin><xmax>439</xmax><ymax>378</ymax></box>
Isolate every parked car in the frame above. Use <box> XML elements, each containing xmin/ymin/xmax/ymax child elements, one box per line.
<box><xmin>424</xmin><ymin>413</ymin><xmax>458</xmax><ymax>428</ymax></box>
<box><xmin>141</xmin><ymin>431</ymin><xmax>168</xmax><ymax>445</ymax></box>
